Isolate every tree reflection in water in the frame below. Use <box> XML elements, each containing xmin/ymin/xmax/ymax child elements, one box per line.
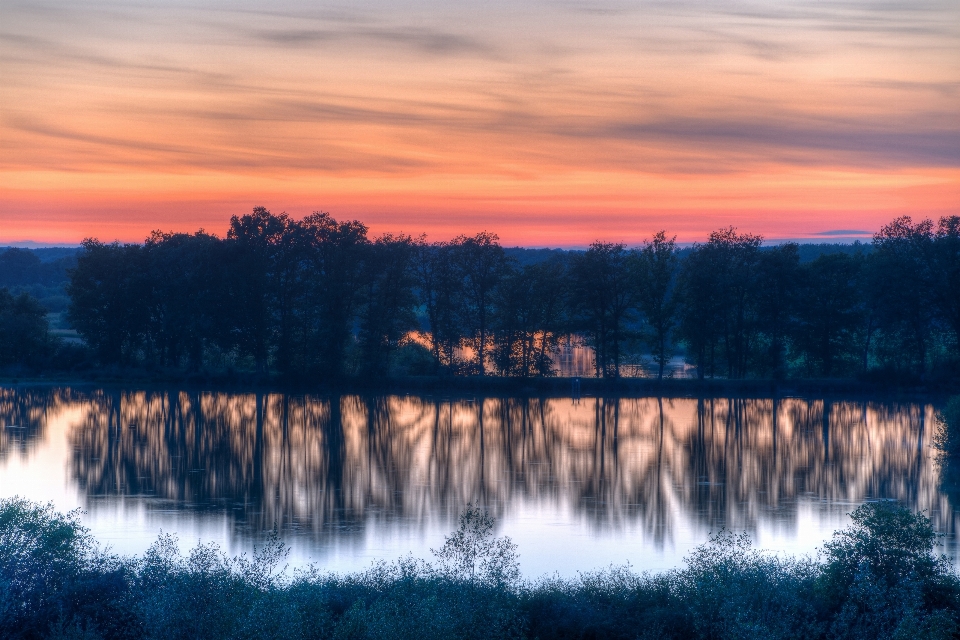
<box><xmin>0</xmin><ymin>388</ymin><xmax>954</xmax><ymax>554</ymax></box>
<box><xmin>0</xmin><ymin>387</ymin><xmax>83</xmax><ymax>462</ymax></box>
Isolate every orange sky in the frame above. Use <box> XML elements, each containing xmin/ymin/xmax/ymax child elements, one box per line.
<box><xmin>1</xmin><ymin>1</ymin><xmax>958</xmax><ymax>246</ymax></box>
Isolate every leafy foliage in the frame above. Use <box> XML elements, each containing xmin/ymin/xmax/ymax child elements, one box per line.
<box><xmin>2</xmin><ymin>499</ymin><xmax>959</xmax><ymax>639</ymax></box>
<box><xmin>431</xmin><ymin>504</ymin><xmax>520</xmax><ymax>586</ymax></box>
<box><xmin>935</xmin><ymin>396</ymin><xmax>960</xmax><ymax>459</ymax></box>
<box><xmin>818</xmin><ymin>501</ymin><xmax>959</xmax><ymax>639</ymax></box>
<box><xmin>0</xmin><ymin>288</ymin><xmax>50</xmax><ymax>368</ymax></box>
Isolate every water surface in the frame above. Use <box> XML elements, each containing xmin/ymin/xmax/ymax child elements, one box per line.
<box><xmin>0</xmin><ymin>387</ymin><xmax>954</xmax><ymax>577</ymax></box>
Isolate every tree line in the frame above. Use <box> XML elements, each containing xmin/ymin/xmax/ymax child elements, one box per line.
<box><xmin>0</xmin><ymin>247</ymin><xmax>76</xmax><ymax>311</ymax></box>
<box><xmin>3</xmin><ymin>208</ymin><xmax>958</xmax><ymax>380</ymax></box>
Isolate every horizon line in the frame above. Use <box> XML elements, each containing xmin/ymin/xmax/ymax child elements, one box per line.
<box><xmin>0</xmin><ymin>236</ymin><xmax>877</xmax><ymax>251</ymax></box>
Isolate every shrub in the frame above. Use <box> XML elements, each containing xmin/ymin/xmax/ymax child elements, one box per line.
<box><xmin>0</xmin><ymin>497</ymin><xmax>128</xmax><ymax>640</ymax></box>
<box><xmin>431</xmin><ymin>504</ymin><xmax>520</xmax><ymax>587</ymax></box>
<box><xmin>934</xmin><ymin>396</ymin><xmax>960</xmax><ymax>459</ymax></box>
<box><xmin>676</xmin><ymin>530</ymin><xmax>822</xmax><ymax>639</ymax></box>
<box><xmin>819</xmin><ymin>501</ymin><xmax>960</xmax><ymax>639</ymax></box>
<box><xmin>2</xmin><ymin>498</ymin><xmax>959</xmax><ymax>639</ymax></box>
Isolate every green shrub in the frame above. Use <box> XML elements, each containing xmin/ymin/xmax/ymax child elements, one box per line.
<box><xmin>819</xmin><ymin>501</ymin><xmax>960</xmax><ymax>639</ymax></box>
<box><xmin>934</xmin><ymin>396</ymin><xmax>960</xmax><ymax>459</ymax></box>
<box><xmin>431</xmin><ymin>504</ymin><xmax>520</xmax><ymax>587</ymax></box>
<box><xmin>0</xmin><ymin>497</ymin><xmax>134</xmax><ymax>640</ymax></box>
<box><xmin>676</xmin><ymin>530</ymin><xmax>822</xmax><ymax>639</ymax></box>
<box><xmin>2</xmin><ymin>498</ymin><xmax>959</xmax><ymax>639</ymax></box>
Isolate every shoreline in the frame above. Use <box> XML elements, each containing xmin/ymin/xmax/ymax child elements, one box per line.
<box><xmin>1</xmin><ymin>372</ymin><xmax>956</xmax><ymax>400</ymax></box>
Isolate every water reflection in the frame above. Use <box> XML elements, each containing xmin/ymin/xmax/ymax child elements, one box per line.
<box><xmin>0</xmin><ymin>387</ymin><xmax>78</xmax><ymax>461</ymax></box>
<box><xmin>1</xmin><ymin>388</ymin><xmax>955</xmax><ymax>561</ymax></box>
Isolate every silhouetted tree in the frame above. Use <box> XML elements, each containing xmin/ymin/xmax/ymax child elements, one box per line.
<box><xmin>491</xmin><ymin>262</ymin><xmax>528</xmax><ymax>376</ymax></box>
<box><xmin>0</xmin><ymin>289</ymin><xmax>50</xmax><ymax>368</ymax></box>
<box><xmin>636</xmin><ymin>231</ymin><xmax>679</xmax><ymax>380</ymax></box>
<box><xmin>225</xmin><ymin>207</ymin><xmax>291</xmax><ymax>373</ymax></box>
<box><xmin>795</xmin><ymin>253</ymin><xmax>862</xmax><ymax>376</ymax></box>
<box><xmin>142</xmin><ymin>231</ymin><xmax>224</xmax><ymax>369</ymax></box>
<box><xmin>850</xmin><ymin>252</ymin><xmax>880</xmax><ymax>373</ymax></box>
<box><xmin>415</xmin><ymin>241</ymin><xmax>464</xmax><ymax>372</ymax></box>
<box><xmin>931</xmin><ymin>216</ymin><xmax>960</xmax><ymax>361</ymax></box>
<box><xmin>677</xmin><ymin>230</ymin><xmax>761</xmax><ymax>378</ymax></box>
<box><xmin>713</xmin><ymin>229</ymin><xmax>762</xmax><ymax>378</ymax></box>
<box><xmin>357</xmin><ymin>234</ymin><xmax>419</xmax><ymax>376</ymax></box>
<box><xmin>527</xmin><ymin>256</ymin><xmax>569</xmax><ymax>376</ymax></box>
<box><xmin>676</xmin><ymin>244</ymin><xmax>722</xmax><ymax>379</ymax></box>
<box><xmin>569</xmin><ymin>242</ymin><xmax>636</xmax><ymax>378</ymax></box>
<box><xmin>68</xmin><ymin>240</ymin><xmax>150</xmax><ymax>365</ymax></box>
<box><xmin>266</xmin><ymin>219</ymin><xmax>310</xmax><ymax>375</ymax></box>
<box><xmin>754</xmin><ymin>244</ymin><xmax>801</xmax><ymax>378</ymax></box>
<box><xmin>491</xmin><ymin>258</ymin><xmax>567</xmax><ymax>377</ymax></box>
<box><xmin>451</xmin><ymin>232</ymin><xmax>507</xmax><ymax>375</ymax></box>
<box><xmin>867</xmin><ymin>217</ymin><xmax>937</xmax><ymax>376</ymax></box>
<box><xmin>301</xmin><ymin>211</ymin><xmax>369</xmax><ymax>378</ymax></box>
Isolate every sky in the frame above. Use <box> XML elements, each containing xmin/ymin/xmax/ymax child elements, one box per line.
<box><xmin>1</xmin><ymin>0</ymin><xmax>958</xmax><ymax>246</ymax></box>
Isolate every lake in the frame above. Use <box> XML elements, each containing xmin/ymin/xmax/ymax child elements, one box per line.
<box><xmin>0</xmin><ymin>386</ymin><xmax>954</xmax><ymax>577</ymax></box>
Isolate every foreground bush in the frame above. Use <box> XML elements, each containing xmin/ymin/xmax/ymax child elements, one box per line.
<box><xmin>1</xmin><ymin>500</ymin><xmax>958</xmax><ymax>639</ymax></box>
<box><xmin>936</xmin><ymin>396</ymin><xmax>960</xmax><ymax>460</ymax></box>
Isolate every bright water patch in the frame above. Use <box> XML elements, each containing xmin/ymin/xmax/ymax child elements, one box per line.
<box><xmin>0</xmin><ymin>387</ymin><xmax>954</xmax><ymax>576</ymax></box>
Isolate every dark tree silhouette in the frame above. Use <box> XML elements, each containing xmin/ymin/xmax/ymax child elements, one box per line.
<box><xmin>754</xmin><ymin>244</ymin><xmax>800</xmax><ymax>378</ymax></box>
<box><xmin>526</xmin><ymin>256</ymin><xmax>569</xmax><ymax>376</ymax></box>
<box><xmin>142</xmin><ymin>231</ymin><xmax>224</xmax><ymax>369</ymax></box>
<box><xmin>0</xmin><ymin>289</ymin><xmax>50</xmax><ymax>368</ymax></box>
<box><xmin>868</xmin><ymin>217</ymin><xmax>937</xmax><ymax>376</ymax></box>
<box><xmin>301</xmin><ymin>212</ymin><xmax>369</xmax><ymax>378</ymax></box>
<box><xmin>931</xmin><ymin>216</ymin><xmax>960</xmax><ymax>358</ymax></box>
<box><xmin>415</xmin><ymin>241</ymin><xmax>464</xmax><ymax>372</ymax></box>
<box><xmin>712</xmin><ymin>229</ymin><xmax>762</xmax><ymax>378</ymax></box>
<box><xmin>451</xmin><ymin>232</ymin><xmax>507</xmax><ymax>375</ymax></box>
<box><xmin>676</xmin><ymin>240</ymin><xmax>725</xmax><ymax>379</ymax></box>
<box><xmin>225</xmin><ymin>207</ymin><xmax>291</xmax><ymax>374</ymax></box>
<box><xmin>68</xmin><ymin>240</ymin><xmax>149</xmax><ymax>365</ymax></box>
<box><xmin>357</xmin><ymin>234</ymin><xmax>419</xmax><ymax>376</ymax></box>
<box><xmin>491</xmin><ymin>258</ymin><xmax>567</xmax><ymax>377</ymax></box>
<box><xmin>569</xmin><ymin>242</ymin><xmax>636</xmax><ymax>378</ymax></box>
<box><xmin>491</xmin><ymin>262</ymin><xmax>531</xmax><ymax>376</ymax></box>
<box><xmin>636</xmin><ymin>231</ymin><xmax>679</xmax><ymax>380</ymax></box>
<box><xmin>795</xmin><ymin>253</ymin><xmax>862</xmax><ymax>376</ymax></box>
<box><xmin>56</xmin><ymin>212</ymin><xmax>959</xmax><ymax>381</ymax></box>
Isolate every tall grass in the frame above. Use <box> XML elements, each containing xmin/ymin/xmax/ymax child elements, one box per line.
<box><xmin>1</xmin><ymin>499</ymin><xmax>958</xmax><ymax>639</ymax></box>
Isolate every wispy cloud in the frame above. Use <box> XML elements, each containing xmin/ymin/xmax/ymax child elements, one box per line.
<box><xmin>1</xmin><ymin>0</ymin><xmax>958</xmax><ymax>242</ymax></box>
<box><xmin>251</xmin><ymin>25</ymin><xmax>495</xmax><ymax>57</ymax></box>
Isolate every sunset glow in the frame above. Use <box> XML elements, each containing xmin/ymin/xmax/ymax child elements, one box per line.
<box><xmin>2</xmin><ymin>0</ymin><xmax>958</xmax><ymax>245</ymax></box>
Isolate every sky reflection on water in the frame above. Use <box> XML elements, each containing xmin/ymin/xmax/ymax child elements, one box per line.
<box><xmin>0</xmin><ymin>387</ymin><xmax>954</xmax><ymax>576</ymax></box>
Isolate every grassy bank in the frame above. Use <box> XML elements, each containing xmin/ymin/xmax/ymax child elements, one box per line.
<box><xmin>2</xmin><ymin>499</ymin><xmax>959</xmax><ymax>640</ymax></box>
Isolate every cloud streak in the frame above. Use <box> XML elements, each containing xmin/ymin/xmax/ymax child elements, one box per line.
<box><xmin>251</xmin><ymin>25</ymin><xmax>495</xmax><ymax>57</ymax></box>
<box><xmin>0</xmin><ymin>0</ymin><xmax>958</xmax><ymax>242</ymax></box>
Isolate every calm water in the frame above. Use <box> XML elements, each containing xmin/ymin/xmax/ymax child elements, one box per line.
<box><xmin>0</xmin><ymin>386</ymin><xmax>954</xmax><ymax>577</ymax></box>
